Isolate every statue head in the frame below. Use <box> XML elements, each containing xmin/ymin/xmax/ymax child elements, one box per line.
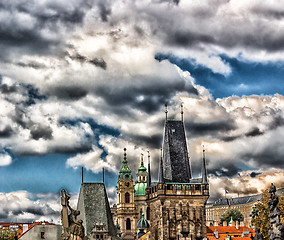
<box><xmin>75</xmin><ymin>210</ymin><xmax>80</xmax><ymax>216</ymax></box>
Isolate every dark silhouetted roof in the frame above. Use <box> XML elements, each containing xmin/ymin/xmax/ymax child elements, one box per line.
<box><xmin>159</xmin><ymin>120</ymin><xmax>191</xmax><ymax>183</ymax></box>
<box><xmin>77</xmin><ymin>183</ymin><xmax>117</xmax><ymax>237</ymax></box>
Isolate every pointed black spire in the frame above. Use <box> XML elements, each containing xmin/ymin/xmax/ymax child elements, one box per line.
<box><xmin>165</xmin><ymin>104</ymin><xmax>168</xmax><ymax>121</ymax></box>
<box><xmin>102</xmin><ymin>167</ymin><xmax>105</xmax><ymax>183</ymax></box>
<box><xmin>181</xmin><ymin>104</ymin><xmax>184</xmax><ymax>122</ymax></box>
<box><xmin>202</xmin><ymin>145</ymin><xmax>208</xmax><ymax>184</ymax></box>
<box><xmin>158</xmin><ymin>147</ymin><xmax>164</xmax><ymax>183</ymax></box>
<box><xmin>82</xmin><ymin>167</ymin><xmax>84</xmax><ymax>184</ymax></box>
<box><xmin>147</xmin><ymin>151</ymin><xmax>151</xmax><ymax>187</ymax></box>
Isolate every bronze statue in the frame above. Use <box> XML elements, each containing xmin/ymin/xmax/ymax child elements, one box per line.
<box><xmin>61</xmin><ymin>189</ymin><xmax>85</xmax><ymax>240</ymax></box>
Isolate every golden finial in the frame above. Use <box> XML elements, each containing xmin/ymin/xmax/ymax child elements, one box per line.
<box><xmin>141</xmin><ymin>153</ymin><xmax>144</xmax><ymax>165</ymax></box>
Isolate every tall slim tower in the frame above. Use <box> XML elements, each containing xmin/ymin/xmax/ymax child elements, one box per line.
<box><xmin>146</xmin><ymin>107</ymin><xmax>209</xmax><ymax>240</ymax></box>
<box><xmin>134</xmin><ymin>153</ymin><xmax>148</xmax><ymax>220</ymax></box>
<box><xmin>116</xmin><ymin>148</ymin><xmax>138</xmax><ymax>240</ymax></box>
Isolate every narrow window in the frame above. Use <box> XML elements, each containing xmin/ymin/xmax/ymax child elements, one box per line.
<box><xmin>41</xmin><ymin>232</ymin><xmax>45</xmax><ymax>239</ymax></box>
<box><xmin>146</xmin><ymin>207</ymin><xmax>150</xmax><ymax>220</ymax></box>
<box><xmin>125</xmin><ymin>192</ymin><xmax>130</xmax><ymax>203</ymax></box>
<box><xmin>126</xmin><ymin>218</ymin><xmax>131</xmax><ymax>230</ymax></box>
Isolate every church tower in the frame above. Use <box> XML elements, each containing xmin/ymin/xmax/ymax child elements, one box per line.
<box><xmin>146</xmin><ymin>105</ymin><xmax>209</xmax><ymax>240</ymax></box>
<box><xmin>117</xmin><ymin>148</ymin><xmax>138</xmax><ymax>240</ymax></box>
<box><xmin>134</xmin><ymin>153</ymin><xmax>149</xmax><ymax>220</ymax></box>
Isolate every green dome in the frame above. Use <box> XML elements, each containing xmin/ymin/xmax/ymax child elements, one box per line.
<box><xmin>137</xmin><ymin>213</ymin><xmax>150</xmax><ymax>230</ymax></box>
<box><xmin>134</xmin><ymin>182</ymin><xmax>147</xmax><ymax>196</ymax></box>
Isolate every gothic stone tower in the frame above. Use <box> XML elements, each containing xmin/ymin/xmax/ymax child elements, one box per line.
<box><xmin>146</xmin><ymin>109</ymin><xmax>209</xmax><ymax>240</ymax></box>
<box><xmin>117</xmin><ymin>148</ymin><xmax>138</xmax><ymax>240</ymax></box>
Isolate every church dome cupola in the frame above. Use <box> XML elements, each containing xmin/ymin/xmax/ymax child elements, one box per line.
<box><xmin>137</xmin><ymin>213</ymin><xmax>150</xmax><ymax>230</ymax></box>
<box><xmin>118</xmin><ymin>148</ymin><xmax>132</xmax><ymax>181</ymax></box>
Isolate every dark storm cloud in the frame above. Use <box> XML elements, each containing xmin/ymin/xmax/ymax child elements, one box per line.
<box><xmin>98</xmin><ymin>1</ymin><xmax>112</xmax><ymax>22</ymax></box>
<box><xmin>15</xmin><ymin>61</ymin><xmax>47</xmax><ymax>69</ymax></box>
<box><xmin>126</xmin><ymin>133</ymin><xmax>162</xmax><ymax>149</ymax></box>
<box><xmin>242</xmin><ymin>150</ymin><xmax>284</xmax><ymax>169</ymax></box>
<box><xmin>250</xmin><ymin>171</ymin><xmax>262</xmax><ymax>178</ymax></box>
<box><xmin>94</xmin><ymin>79</ymin><xmax>198</xmax><ymax>114</ymax></box>
<box><xmin>270</xmin><ymin>115</ymin><xmax>284</xmax><ymax>130</ymax></box>
<box><xmin>67</xmin><ymin>51</ymin><xmax>107</xmax><ymax>70</ymax></box>
<box><xmin>48</xmin><ymin>86</ymin><xmax>88</xmax><ymax>100</ymax></box>
<box><xmin>0</xmin><ymin>84</ymin><xmax>17</xmax><ymax>94</ymax></box>
<box><xmin>0</xmin><ymin>126</ymin><xmax>14</xmax><ymax>138</ymax></box>
<box><xmin>208</xmin><ymin>163</ymin><xmax>241</xmax><ymax>177</ymax></box>
<box><xmin>166</xmin><ymin>30</ymin><xmax>215</xmax><ymax>47</ymax></box>
<box><xmin>185</xmin><ymin>120</ymin><xmax>236</xmax><ymax>137</ymax></box>
<box><xmin>89</xmin><ymin>58</ymin><xmax>107</xmax><ymax>70</ymax></box>
<box><xmin>30</xmin><ymin>125</ymin><xmax>53</xmax><ymax>140</ymax></box>
<box><xmin>245</xmin><ymin>127</ymin><xmax>264</xmax><ymax>137</ymax></box>
<box><xmin>0</xmin><ymin>0</ymin><xmax>93</xmax><ymax>59</ymax></box>
<box><xmin>221</xmin><ymin>135</ymin><xmax>241</xmax><ymax>142</ymax></box>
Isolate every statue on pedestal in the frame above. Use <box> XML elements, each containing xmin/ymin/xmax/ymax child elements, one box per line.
<box><xmin>267</xmin><ymin>183</ymin><xmax>284</xmax><ymax>240</ymax></box>
<box><xmin>61</xmin><ymin>189</ymin><xmax>85</xmax><ymax>240</ymax></box>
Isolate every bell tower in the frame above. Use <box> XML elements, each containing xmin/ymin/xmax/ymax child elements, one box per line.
<box><xmin>134</xmin><ymin>153</ymin><xmax>149</xmax><ymax>220</ymax></box>
<box><xmin>117</xmin><ymin>148</ymin><xmax>138</xmax><ymax>240</ymax></box>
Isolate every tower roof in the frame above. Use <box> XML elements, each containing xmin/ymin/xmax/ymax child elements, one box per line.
<box><xmin>137</xmin><ymin>213</ymin><xmax>150</xmax><ymax>230</ymax></box>
<box><xmin>118</xmin><ymin>148</ymin><xmax>132</xmax><ymax>181</ymax></box>
<box><xmin>137</xmin><ymin>154</ymin><xmax>147</xmax><ymax>174</ymax></box>
<box><xmin>159</xmin><ymin>119</ymin><xmax>191</xmax><ymax>183</ymax></box>
<box><xmin>134</xmin><ymin>182</ymin><xmax>147</xmax><ymax>196</ymax></box>
<box><xmin>77</xmin><ymin>183</ymin><xmax>117</xmax><ymax>237</ymax></box>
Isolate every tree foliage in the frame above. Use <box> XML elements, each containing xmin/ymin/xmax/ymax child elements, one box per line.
<box><xmin>221</xmin><ymin>209</ymin><xmax>244</xmax><ymax>223</ymax></box>
<box><xmin>0</xmin><ymin>228</ymin><xmax>17</xmax><ymax>240</ymax></box>
<box><xmin>251</xmin><ymin>190</ymin><xmax>284</xmax><ymax>239</ymax></box>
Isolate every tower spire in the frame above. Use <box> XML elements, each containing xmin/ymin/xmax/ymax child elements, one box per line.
<box><xmin>165</xmin><ymin>104</ymin><xmax>168</xmax><ymax>121</ymax></box>
<box><xmin>202</xmin><ymin>145</ymin><xmax>208</xmax><ymax>184</ymax></box>
<box><xmin>181</xmin><ymin>104</ymin><xmax>184</xmax><ymax>122</ymax></box>
<box><xmin>119</xmin><ymin>148</ymin><xmax>132</xmax><ymax>181</ymax></box>
<box><xmin>82</xmin><ymin>167</ymin><xmax>84</xmax><ymax>184</ymax></box>
<box><xmin>158</xmin><ymin>147</ymin><xmax>164</xmax><ymax>183</ymax></box>
<box><xmin>147</xmin><ymin>151</ymin><xmax>151</xmax><ymax>188</ymax></box>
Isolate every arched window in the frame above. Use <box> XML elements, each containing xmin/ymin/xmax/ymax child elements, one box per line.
<box><xmin>125</xmin><ymin>192</ymin><xmax>130</xmax><ymax>203</ymax></box>
<box><xmin>126</xmin><ymin>218</ymin><xmax>131</xmax><ymax>230</ymax></box>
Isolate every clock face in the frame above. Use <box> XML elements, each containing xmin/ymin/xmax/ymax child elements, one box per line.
<box><xmin>125</xmin><ymin>182</ymin><xmax>129</xmax><ymax>187</ymax></box>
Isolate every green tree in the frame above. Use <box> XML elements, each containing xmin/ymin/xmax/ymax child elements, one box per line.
<box><xmin>221</xmin><ymin>209</ymin><xmax>244</xmax><ymax>223</ymax></box>
<box><xmin>0</xmin><ymin>228</ymin><xmax>17</xmax><ymax>240</ymax></box>
<box><xmin>251</xmin><ymin>190</ymin><xmax>284</xmax><ymax>239</ymax></box>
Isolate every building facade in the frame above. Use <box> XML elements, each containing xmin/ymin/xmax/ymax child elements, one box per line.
<box><xmin>206</xmin><ymin>188</ymin><xmax>284</xmax><ymax>227</ymax></box>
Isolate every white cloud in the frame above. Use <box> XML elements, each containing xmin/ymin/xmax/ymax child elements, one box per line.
<box><xmin>0</xmin><ymin>153</ymin><xmax>12</xmax><ymax>166</ymax></box>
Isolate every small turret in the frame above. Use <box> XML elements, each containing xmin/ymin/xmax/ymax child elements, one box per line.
<box><xmin>202</xmin><ymin>145</ymin><xmax>208</xmax><ymax>184</ymax></box>
<box><xmin>147</xmin><ymin>151</ymin><xmax>151</xmax><ymax>188</ymax></box>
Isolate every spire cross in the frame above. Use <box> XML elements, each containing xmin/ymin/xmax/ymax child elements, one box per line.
<box><xmin>140</xmin><ymin>153</ymin><xmax>144</xmax><ymax>166</ymax></box>
<box><xmin>181</xmin><ymin>104</ymin><xmax>184</xmax><ymax>121</ymax></box>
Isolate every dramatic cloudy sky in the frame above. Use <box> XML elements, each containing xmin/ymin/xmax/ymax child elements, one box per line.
<box><xmin>1</xmin><ymin>0</ymin><xmax>284</xmax><ymax>223</ymax></box>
